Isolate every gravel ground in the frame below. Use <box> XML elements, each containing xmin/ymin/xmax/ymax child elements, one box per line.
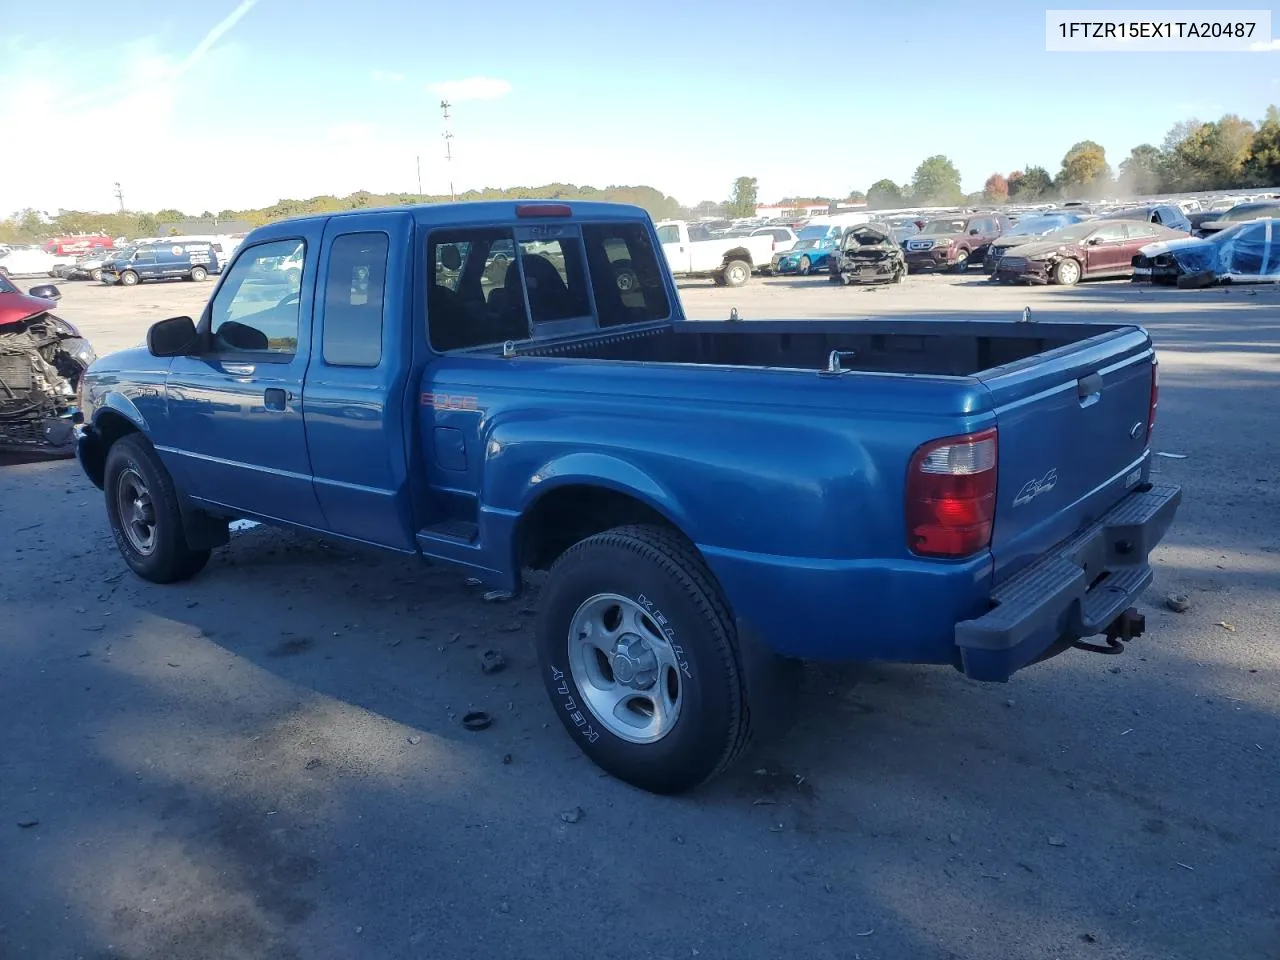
<box><xmin>1</xmin><ymin>271</ymin><xmax>1277</xmax><ymax>960</ymax></box>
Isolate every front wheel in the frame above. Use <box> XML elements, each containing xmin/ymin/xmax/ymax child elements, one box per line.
<box><xmin>90</xmin><ymin>268</ymin><xmax>103</xmax><ymax>282</ymax></box>
<box><xmin>950</xmin><ymin>250</ymin><xmax>970</xmax><ymax>273</ymax></box>
<box><xmin>1053</xmin><ymin>258</ymin><xmax>1082</xmax><ymax>286</ymax></box>
<box><xmin>536</xmin><ymin>525</ymin><xmax>752</xmax><ymax>794</ymax></box>
<box><xmin>104</xmin><ymin>435</ymin><xmax>211</xmax><ymax>583</ymax></box>
<box><xmin>120</xmin><ymin>270</ymin><xmax>140</xmax><ymax>287</ymax></box>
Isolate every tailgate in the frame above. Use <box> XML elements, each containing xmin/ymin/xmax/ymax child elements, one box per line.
<box><xmin>979</xmin><ymin>325</ymin><xmax>1156</xmax><ymax>584</ymax></box>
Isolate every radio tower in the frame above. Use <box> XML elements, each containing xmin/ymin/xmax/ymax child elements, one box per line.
<box><xmin>440</xmin><ymin>100</ymin><xmax>455</xmax><ymax>201</ymax></box>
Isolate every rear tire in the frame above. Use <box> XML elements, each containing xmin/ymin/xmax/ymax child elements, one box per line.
<box><xmin>722</xmin><ymin>259</ymin><xmax>751</xmax><ymax>288</ymax></box>
<box><xmin>104</xmin><ymin>435</ymin><xmax>211</xmax><ymax>584</ymax></box>
<box><xmin>798</xmin><ymin>255</ymin><xmax>812</xmax><ymax>276</ymax></box>
<box><xmin>190</xmin><ymin>266</ymin><xmax>208</xmax><ymax>282</ymax></box>
<box><xmin>120</xmin><ymin>270</ymin><xmax>140</xmax><ymax>287</ymax></box>
<box><xmin>536</xmin><ymin>524</ymin><xmax>752</xmax><ymax>795</ymax></box>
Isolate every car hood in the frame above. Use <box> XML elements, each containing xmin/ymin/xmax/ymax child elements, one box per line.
<box><xmin>0</xmin><ymin>291</ymin><xmax>57</xmax><ymax>327</ymax></box>
<box><xmin>1139</xmin><ymin>236</ymin><xmax>1208</xmax><ymax>258</ymax></box>
<box><xmin>1001</xmin><ymin>239</ymin><xmax>1072</xmax><ymax>259</ymax></box>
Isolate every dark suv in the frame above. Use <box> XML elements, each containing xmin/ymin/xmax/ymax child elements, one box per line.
<box><xmin>1104</xmin><ymin>204</ymin><xmax>1192</xmax><ymax>235</ymax></box>
<box><xmin>903</xmin><ymin>213</ymin><xmax>1011</xmax><ymax>273</ymax></box>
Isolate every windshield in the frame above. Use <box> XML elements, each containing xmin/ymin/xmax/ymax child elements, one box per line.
<box><xmin>0</xmin><ymin>272</ymin><xmax>15</xmax><ymax>294</ymax></box>
<box><xmin>1225</xmin><ymin>203</ymin><xmax>1280</xmax><ymax>221</ymax></box>
<box><xmin>1030</xmin><ymin>222</ymin><xmax>1098</xmax><ymax>243</ymax></box>
<box><xmin>112</xmin><ymin>246</ymin><xmax>138</xmax><ymax>260</ymax></box>
<box><xmin>1009</xmin><ymin>215</ymin><xmax>1076</xmax><ymax>236</ymax></box>
<box><xmin>796</xmin><ymin>226</ymin><xmax>829</xmax><ymax>240</ymax></box>
<box><xmin>922</xmin><ymin>220</ymin><xmax>966</xmax><ymax>235</ymax></box>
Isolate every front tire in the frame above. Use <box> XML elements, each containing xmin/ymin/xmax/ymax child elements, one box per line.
<box><xmin>120</xmin><ymin>270</ymin><xmax>140</xmax><ymax>287</ymax></box>
<box><xmin>1053</xmin><ymin>258</ymin><xmax>1082</xmax><ymax>286</ymax></box>
<box><xmin>104</xmin><ymin>435</ymin><xmax>210</xmax><ymax>583</ymax></box>
<box><xmin>536</xmin><ymin>524</ymin><xmax>751</xmax><ymax>794</ymax></box>
<box><xmin>950</xmin><ymin>249</ymin><xmax>970</xmax><ymax>273</ymax></box>
<box><xmin>90</xmin><ymin>268</ymin><xmax>103</xmax><ymax>282</ymax></box>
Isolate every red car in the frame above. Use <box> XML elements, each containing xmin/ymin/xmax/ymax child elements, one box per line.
<box><xmin>0</xmin><ymin>276</ymin><xmax>96</xmax><ymax>450</ymax></box>
<box><xmin>993</xmin><ymin>220</ymin><xmax>1189</xmax><ymax>285</ymax></box>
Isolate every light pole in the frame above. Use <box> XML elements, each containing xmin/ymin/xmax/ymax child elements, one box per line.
<box><xmin>440</xmin><ymin>99</ymin><xmax>455</xmax><ymax>201</ymax></box>
<box><xmin>113</xmin><ymin>182</ymin><xmax>124</xmax><ymax>212</ymax></box>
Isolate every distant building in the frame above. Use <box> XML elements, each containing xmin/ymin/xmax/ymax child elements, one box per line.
<box><xmin>755</xmin><ymin>202</ymin><xmax>866</xmax><ymax>219</ymax></box>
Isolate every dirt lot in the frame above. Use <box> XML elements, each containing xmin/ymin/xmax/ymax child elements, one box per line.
<box><xmin>2</xmin><ymin>271</ymin><xmax>1278</xmax><ymax>960</ymax></box>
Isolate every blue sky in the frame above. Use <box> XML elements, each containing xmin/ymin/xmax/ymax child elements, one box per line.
<box><xmin>1</xmin><ymin>0</ymin><xmax>1276</xmax><ymax>215</ymax></box>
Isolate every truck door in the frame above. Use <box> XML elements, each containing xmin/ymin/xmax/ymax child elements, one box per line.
<box><xmin>656</xmin><ymin>223</ymin><xmax>690</xmax><ymax>273</ymax></box>
<box><xmin>164</xmin><ymin>226</ymin><xmax>328</xmax><ymax>528</ymax></box>
<box><xmin>301</xmin><ymin>212</ymin><xmax>417</xmax><ymax>551</ymax></box>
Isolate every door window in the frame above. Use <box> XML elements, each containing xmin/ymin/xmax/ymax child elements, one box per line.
<box><xmin>1090</xmin><ymin>223</ymin><xmax>1128</xmax><ymax>243</ymax></box>
<box><xmin>1225</xmin><ymin>221</ymin><xmax>1269</xmax><ymax>275</ymax></box>
<box><xmin>656</xmin><ymin>224</ymin><xmax>680</xmax><ymax>244</ymax></box>
<box><xmin>322</xmin><ymin>232</ymin><xmax>388</xmax><ymax>367</ymax></box>
<box><xmin>208</xmin><ymin>239</ymin><xmax>305</xmax><ymax>357</ymax></box>
<box><xmin>133</xmin><ymin>249</ymin><xmax>157</xmax><ymax>264</ymax></box>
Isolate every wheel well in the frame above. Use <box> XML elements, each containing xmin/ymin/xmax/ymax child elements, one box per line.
<box><xmin>80</xmin><ymin>410</ymin><xmax>139</xmax><ymax>489</ymax></box>
<box><xmin>721</xmin><ymin>247</ymin><xmax>753</xmax><ymax>266</ymax></box>
<box><xmin>516</xmin><ymin>485</ymin><xmax>683</xmax><ymax>571</ymax></box>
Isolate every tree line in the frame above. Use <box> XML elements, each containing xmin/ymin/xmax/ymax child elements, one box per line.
<box><xmin>0</xmin><ymin>183</ymin><xmax>686</xmax><ymax>245</ymax></box>
<box><xmin>4</xmin><ymin>106</ymin><xmax>1278</xmax><ymax>243</ymax></box>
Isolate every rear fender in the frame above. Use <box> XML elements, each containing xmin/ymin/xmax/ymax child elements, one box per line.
<box><xmin>517</xmin><ymin>452</ymin><xmax>692</xmax><ymax>535</ymax></box>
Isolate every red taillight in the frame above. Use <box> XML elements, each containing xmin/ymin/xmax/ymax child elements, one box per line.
<box><xmin>1146</xmin><ymin>357</ymin><xmax>1159</xmax><ymax>443</ymax></box>
<box><xmin>515</xmin><ymin>203</ymin><xmax>572</xmax><ymax>218</ymax></box>
<box><xmin>906</xmin><ymin>428</ymin><xmax>998</xmax><ymax>558</ymax></box>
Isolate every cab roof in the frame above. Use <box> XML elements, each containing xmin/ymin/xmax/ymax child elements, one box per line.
<box><xmin>264</xmin><ymin>199</ymin><xmax>652</xmax><ymax>231</ymax></box>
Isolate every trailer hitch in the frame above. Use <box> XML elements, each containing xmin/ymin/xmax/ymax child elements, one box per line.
<box><xmin>1073</xmin><ymin>607</ymin><xmax>1146</xmax><ymax>655</ymax></box>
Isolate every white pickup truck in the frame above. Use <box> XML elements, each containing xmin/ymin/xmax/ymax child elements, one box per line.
<box><xmin>654</xmin><ymin>220</ymin><xmax>776</xmax><ymax>287</ymax></box>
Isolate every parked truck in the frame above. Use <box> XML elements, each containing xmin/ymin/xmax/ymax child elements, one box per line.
<box><xmin>653</xmin><ymin>219</ymin><xmax>774</xmax><ymax>286</ymax></box>
<box><xmin>76</xmin><ymin>200</ymin><xmax>1181</xmax><ymax>795</ymax></box>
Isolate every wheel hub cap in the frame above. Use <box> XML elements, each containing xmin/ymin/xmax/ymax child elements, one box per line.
<box><xmin>611</xmin><ymin>635</ymin><xmax>658</xmax><ymax>689</ymax></box>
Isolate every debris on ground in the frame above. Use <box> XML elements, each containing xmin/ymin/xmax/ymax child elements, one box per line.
<box><xmin>1080</xmin><ymin>933</ymin><xmax>1097</xmax><ymax>943</ymax></box>
<box><xmin>1047</xmin><ymin>835</ymin><xmax>1067</xmax><ymax>847</ymax></box>
<box><xmin>496</xmin><ymin>622</ymin><xmax>522</xmax><ymax>633</ymax></box>
<box><xmin>501</xmin><ymin>754</ymin><xmax>512</xmax><ymax>765</ymax></box>
<box><xmin>1155</xmin><ymin>452</ymin><xmax>1188</xmax><ymax>460</ymax></box>
<box><xmin>479</xmin><ymin>649</ymin><xmax>507</xmax><ymax>674</ymax></box>
<box><xmin>1164</xmin><ymin>594</ymin><xmax>1191</xmax><ymax>613</ymax></box>
<box><xmin>1216</xmin><ymin>621</ymin><xmax>1237</xmax><ymax>632</ymax></box>
<box><xmin>17</xmin><ymin>819</ymin><xmax>39</xmax><ymax>828</ymax></box>
<box><xmin>462</xmin><ymin>711</ymin><xmax>492</xmax><ymax>731</ymax></box>
<box><xmin>483</xmin><ymin>590</ymin><xmax>513</xmax><ymax>603</ymax></box>
<box><xmin>559</xmin><ymin>806</ymin><xmax>584</xmax><ymax>824</ymax></box>
<box><xmin>407</xmin><ymin>735</ymin><xmax>422</xmax><ymax>745</ymax></box>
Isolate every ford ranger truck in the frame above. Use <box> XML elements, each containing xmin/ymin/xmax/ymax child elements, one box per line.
<box><xmin>74</xmin><ymin>201</ymin><xmax>1182</xmax><ymax>795</ymax></box>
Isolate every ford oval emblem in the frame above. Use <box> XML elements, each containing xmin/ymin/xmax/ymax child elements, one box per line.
<box><xmin>1129</xmin><ymin>422</ymin><xmax>1143</xmax><ymax>439</ymax></box>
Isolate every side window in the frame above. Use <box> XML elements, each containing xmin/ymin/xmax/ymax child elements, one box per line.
<box><xmin>772</xmin><ymin>229</ymin><xmax>790</xmax><ymax>242</ymax></box>
<box><xmin>427</xmin><ymin>228</ymin><xmax>528</xmax><ymax>351</ymax></box>
<box><xmin>322</xmin><ymin>232</ymin><xmax>388</xmax><ymax>367</ymax></box>
<box><xmin>1091</xmin><ymin>223</ymin><xmax>1127</xmax><ymax>242</ymax></box>
<box><xmin>655</xmin><ymin>224</ymin><xmax>680</xmax><ymax>244</ymax></box>
<box><xmin>209</xmin><ymin>239</ymin><xmax>304</xmax><ymax>356</ymax></box>
<box><xmin>134</xmin><ymin>249</ymin><xmax>157</xmax><ymax>264</ymax></box>
<box><xmin>582</xmin><ymin>222</ymin><xmax>672</xmax><ymax>328</ymax></box>
<box><xmin>517</xmin><ymin>237</ymin><xmax>592</xmax><ymax>324</ymax></box>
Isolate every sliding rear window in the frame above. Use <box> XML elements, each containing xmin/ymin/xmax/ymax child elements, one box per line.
<box><xmin>581</xmin><ymin>222</ymin><xmax>671</xmax><ymax>327</ymax></box>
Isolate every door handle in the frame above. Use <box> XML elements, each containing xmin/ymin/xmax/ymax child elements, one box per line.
<box><xmin>223</xmin><ymin>363</ymin><xmax>256</xmax><ymax>376</ymax></box>
<box><xmin>263</xmin><ymin>387</ymin><xmax>289</xmax><ymax>411</ymax></box>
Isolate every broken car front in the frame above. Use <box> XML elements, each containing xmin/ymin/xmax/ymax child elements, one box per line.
<box><xmin>1132</xmin><ymin>218</ymin><xmax>1280</xmax><ymax>287</ymax></box>
<box><xmin>0</xmin><ymin>278</ymin><xmax>96</xmax><ymax>450</ymax></box>
<box><xmin>832</xmin><ymin>222</ymin><xmax>906</xmax><ymax>284</ymax></box>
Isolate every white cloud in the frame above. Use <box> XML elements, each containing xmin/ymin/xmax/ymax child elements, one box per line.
<box><xmin>1249</xmin><ymin>38</ymin><xmax>1280</xmax><ymax>51</ymax></box>
<box><xmin>371</xmin><ymin>69</ymin><xmax>405</xmax><ymax>83</ymax></box>
<box><xmin>426</xmin><ymin>76</ymin><xmax>511</xmax><ymax>102</ymax></box>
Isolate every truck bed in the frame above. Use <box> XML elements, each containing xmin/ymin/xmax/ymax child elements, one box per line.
<box><xmin>507</xmin><ymin>318</ymin><xmax>1121</xmax><ymax>378</ymax></box>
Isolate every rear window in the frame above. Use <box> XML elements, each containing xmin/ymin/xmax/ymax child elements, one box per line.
<box><xmin>426</xmin><ymin>221</ymin><xmax>671</xmax><ymax>351</ymax></box>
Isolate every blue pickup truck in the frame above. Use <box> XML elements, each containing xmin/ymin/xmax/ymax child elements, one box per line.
<box><xmin>75</xmin><ymin>201</ymin><xmax>1181</xmax><ymax>794</ymax></box>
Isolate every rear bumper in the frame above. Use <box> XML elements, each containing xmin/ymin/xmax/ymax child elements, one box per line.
<box><xmin>955</xmin><ymin>482</ymin><xmax>1182</xmax><ymax>682</ymax></box>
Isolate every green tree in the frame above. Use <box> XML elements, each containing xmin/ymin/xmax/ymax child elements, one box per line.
<box><xmin>1010</xmin><ymin>166</ymin><xmax>1054</xmax><ymax>200</ymax></box>
<box><xmin>725</xmin><ymin>176</ymin><xmax>759</xmax><ymax>218</ymax></box>
<box><xmin>866</xmin><ymin>179</ymin><xmax>904</xmax><ymax>209</ymax></box>
<box><xmin>1057</xmin><ymin>141</ymin><xmax>1112</xmax><ymax>197</ymax></box>
<box><xmin>845</xmin><ymin>189</ymin><xmax>867</xmax><ymax>203</ymax></box>
<box><xmin>1117</xmin><ymin>144</ymin><xmax>1164</xmax><ymax>195</ymax></box>
<box><xmin>982</xmin><ymin>173</ymin><xmax>1009</xmax><ymax>203</ymax></box>
<box><xmin>1245</xmin><ymin>105</ymin><xmax>1280</xmax><ymax>184</ymax></box>
<box><xmin>1171</xmin><ymin>114</ymin><xmax>1255</xmax><ymax>189</ymax></box>
<box><xmin>155</xmin><ymin>208</ymin><xmax>186</xmax><ymax>224</ymax></box>
<box><xmin>909</xmin><ymin>155</ymin><xmax>963</xmax><ymax>206</ymax></box>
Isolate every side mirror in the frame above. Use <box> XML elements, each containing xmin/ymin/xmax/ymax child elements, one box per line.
<box><xmin>148</xmin><ymin>316</ymin><xmax>198</xmax><ymax>357</ymax></box>
<box><xmin>28</xmin><ymin>283</ymin><xmax>61</xmax><ymax>302</ymax></box>
<box><xmin>968</xmin><ymin>228</ymin><xmax>980</xmax><ymax>236</ymax></box>
<box><xmin>1086</xmin><ymin>236</ymin><xmax>1103</xmax><ymax>245</ymax></box>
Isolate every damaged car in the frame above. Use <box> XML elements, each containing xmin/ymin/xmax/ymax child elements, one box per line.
<box><xmin>993</xmin><ymin>219</ymin><xmax>1187</xmax><ymax>286</ymax></box>
<box><xmin>1132</xmin><ymin>218</ymin><xmax>1279</xmax><ymax>288</ymax></box>
<box><xmin>830</xmin><ymin>222</ymin><xmax>907</xmax><ymax>284</ymax></box>
<box><xmin>0</xmin><ymin>278</ymin><xmax>96</xmax><ymax>451</ymax></box>
<box><xmin>982</xmin><ymin>212</ymin><xmax>1086</xmax><ymax>273</ymax></box>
